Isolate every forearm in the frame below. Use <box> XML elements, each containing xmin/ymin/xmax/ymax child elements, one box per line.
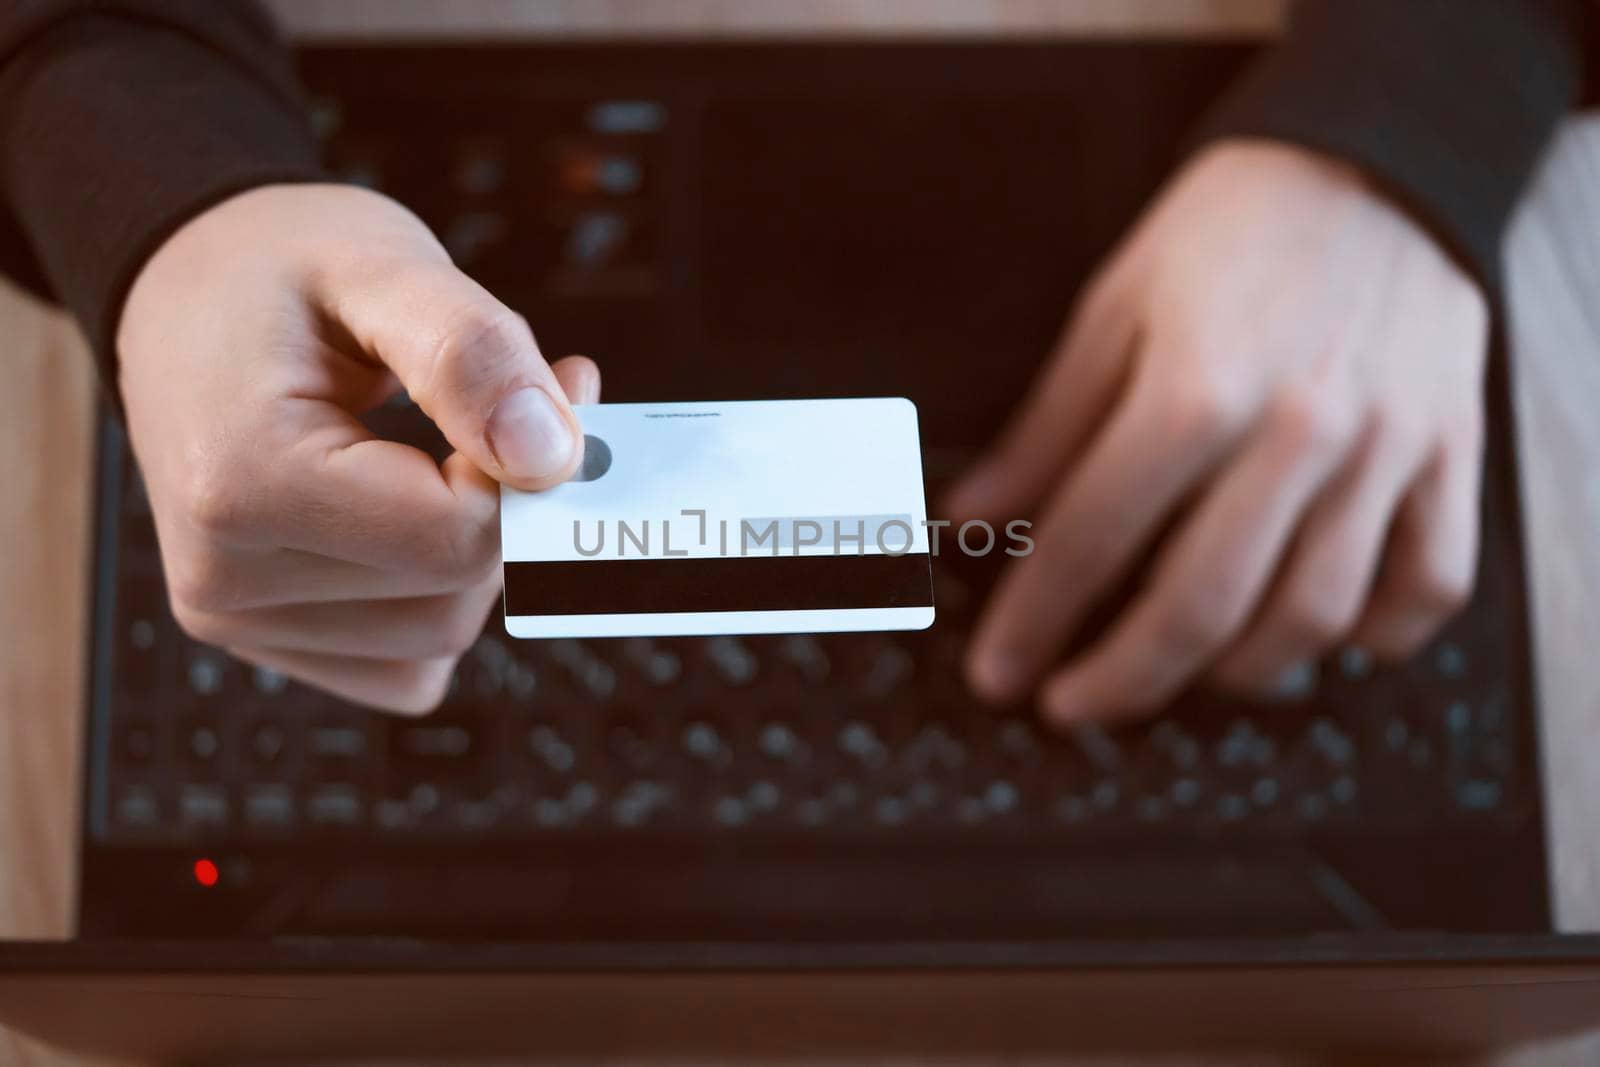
<box><xmin>1193</xmin><ymin>0</ymin><xmax>1589</xmax><ymax>298</ymax></box>
<box><xmin>0</xmin><ymin>0</ymin><xmax>325</xmax><ymax>382</ymax></box>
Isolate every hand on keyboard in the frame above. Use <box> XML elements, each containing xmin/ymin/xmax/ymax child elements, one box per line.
<box><xmin>947</xmin><ymin>140</ymin><xmax>1490</xmax><ymax>726</ymax></box>
<box><xmin>116</xmin><ymin>183</ymin><xmax>599</xmax><ymax>713</ymax></box>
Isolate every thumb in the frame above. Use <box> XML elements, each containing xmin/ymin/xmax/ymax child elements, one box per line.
<box><xmin>327</xmin><ymin>259</ymin><xmax>589</xmax><ymax>490</ymax></box>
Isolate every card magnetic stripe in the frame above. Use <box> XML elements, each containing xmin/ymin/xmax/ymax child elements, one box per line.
<box><xmin>504</xmin><ymin>553</ymin><xmax>934</xmax><ymax>616</ymax></box>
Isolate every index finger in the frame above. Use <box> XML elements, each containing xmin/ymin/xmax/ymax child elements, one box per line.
<box><xmin>965</xmin><ymin>353</ymin><xmax>1254</xmax><ymax>703</ymax></box>
<box><xmin>210</xmin><ymin>395</ymin><xmax>501</xmax><ymax>580</ymax></box>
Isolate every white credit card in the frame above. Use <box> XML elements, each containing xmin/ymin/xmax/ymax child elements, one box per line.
<box><xmin>501</xmin><ymin>397</ymin><xmax>935</xmax><ymax>638</ymax></box>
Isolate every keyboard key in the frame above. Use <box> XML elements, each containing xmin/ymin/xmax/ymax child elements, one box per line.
<box><xmin>1458</xmin><ymin>780</ymin><xmax>1502</xmax><ymax>810</ymax></box>
<box><xmin>409</xmin><ymin>783</ymin><xmax>441</xmax><ymax>814</ymax></box>
<box><xmin>778</xmin><ymin>635</ymin><xmax>830</xmax><ymax>685</ymax></box>
<box><xmin>129</xmin><ymin>618</ymin><xmax>156</xmax><ymax>650</ymax></box>
<box><xmin>1337</xmin><ymin>645</ymin><xmax>1374</xmax><ymax>680</ymax></box>
<box><xmin>549</xmin><ymin>640</ymin><xmax>618</xmax><ymax>699</ymax></box>
<box><xmin>530</xmin><ymin>726</ymin><xmax>578</xmax><ymax>774</ymax></box>
<box><xmin>758</xmin><ymin>721</ymin><xmax>806</xmax><ymax>766</ymax></box>
<box><xmin>706</xmin><ymin>637</ymin><xmax>758</xmax><ymax>686</ymax></box>
<box><xmin>249</xmin><ymin>723</ymin><xmax>288</xmax><ymax>767</ymax></box>
<box><xmin>456</xmin><ymin>798</ymin><xmax>501</xmax><ymax>830</ymax></box>
<box><xmin>397</xmin><ymin>724</ymin><xmax>474</xmax><ymax>759</ymax></box>
<box><xmin>308</xmin><ymin>724</ymin><xmax>367</xmax><ymax>760</ymax></box>
<box><xmin>712</xmin><ymin>795</ymin><xmax>748</xmax><ymax>826</ymax></box>
<box><xmin>253</xmin><ymin>666</ymin><xmax>289</xmax><ymax>695</ymax></box>
<box><xmin>1434</xmin><ymin>642</ymin><xmax>1468</xmax><ymax>679</ymax></box>
<box><xmin>610</xmin><ymin>780</ymin><xmax>671</xmax><ymax>827</ymax></box>
<box><xmin>375</xmin><ymin>799</ymin><xmax>416</xmax><ymax>831</ymax></box>
<box><xmin>452</xmin><ymin>138</ymin><xmax>506</xmax><ymax>195</ymax></box>
<box><xmin>114</xmin><ymin>785</ymin><xmax>160</xmax><ymax>829</ymax></box>
<box><xmin>244</xmin><ymin>785</ymin><xmax>294</xmax><ymax>829</ymax></box>
<box><xmin>1268</xmin><ymin>661</ymin><xmax>1319</xmax><ymax>701</ymax></box>
<box><xmin>900</xmin><ymin>723</ymin><xmax>966</xmax><ymax>774</ymax></box>
<box><xmin>307</xmin><ymin>785</ymin><xmax>363</xmax><ymax>827</ymax></box>
<box><xmin>187</xmin><ymin>726</ymin><xmax>220</xmax><ymax>763</ymax></box>
<box><xmin>116</xmin><ymin>722</ymin><xmax>155</xmax><ymax>766</ymax></box>
<box><xmin>187</xmin><ymin>653</ymin><xmax>227</xmax><ymax>696</ymax></box>
<box><xmin>984</xmin><ymin>779</ymin><xmax>1019</xmax><ymax>814</ymax></box>
<box><xmin>837</xmin><ymin>721</ymin><xmax>886</xmax><ymax>769</ymax></box>
<box><xmin>682</xmin><ymin>720</ymin><xmax>730</xmax><ymax>767</ymax></box>
<box><xmin>611</xmin><ymin>713</ymin><xmax>662</xmax><ymax>771</ymax></box>
<box><xmin>1306</xmin><ymin>719</ymin><xmax>1355</xmax><ymax>767</ymax></box>
<box><xmin>860</xmin><ymin>643</ymin><xmax>913</xmax><ymax>700</ymax></box>
<box><xmin>746</xmin><ymin>780</ymin><xmax>781</xmax><ymax>812</ymax></box>
<box><xmin>1071</xmin><ymin>724</ymin><xmax>1123</xmax><ymax>774</ymax></box>
<box><xmin>179</xmin><ymin>785</ymin><xmax>229</xmax><ymax>829</ymax></box>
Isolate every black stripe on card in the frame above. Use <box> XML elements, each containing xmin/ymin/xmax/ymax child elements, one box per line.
<box><xmin>504</xmin><ymin>552</ymin><xmax>933</xmax><ymax>616</ymax></box>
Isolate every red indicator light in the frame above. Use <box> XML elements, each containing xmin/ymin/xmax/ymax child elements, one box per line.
<box><xmin>192</xmin><ymin>858</ymin><xmax>219</xmax><ymax>888</ymax></box>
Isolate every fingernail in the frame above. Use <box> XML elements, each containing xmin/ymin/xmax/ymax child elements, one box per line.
<box><xmin>968</xmin><ymin>647</ymin><xmax>1027</xmax><ymax>704</ymax></box>
<box><xmin>487</xmin><ymin>387</ymin><xmax>575</xmax><ymax>481</ymax></box>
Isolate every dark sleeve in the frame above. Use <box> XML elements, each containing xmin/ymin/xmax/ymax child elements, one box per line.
<box><xmin>1192</xmin><ymin>0</ymin><xmax>1590</xmax><ymax>296</ymax></box>
<box><xmin>0</xmin><ymin>0</ymin><xmax>325</xmax><ymax>381</ymax></box>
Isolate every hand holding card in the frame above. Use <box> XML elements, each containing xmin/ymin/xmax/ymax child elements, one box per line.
<box><xmin>117</xmin><ymin>183</ymin><xmax>599</xmax><ymax>714</ymax></box>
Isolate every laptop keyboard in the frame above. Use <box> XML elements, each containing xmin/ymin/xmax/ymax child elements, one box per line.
<box><xmin>99</xmin><ymin>449</ymin><xmax>1529</xmax><ymax>846</ymax></box>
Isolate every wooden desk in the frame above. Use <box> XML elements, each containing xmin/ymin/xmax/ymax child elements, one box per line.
<box><xmin>2</xmin><ymin>5</ymin><xmax>1598</xmax><ymax>1063</ymax></box>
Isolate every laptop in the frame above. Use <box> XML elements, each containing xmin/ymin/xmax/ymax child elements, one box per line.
<box><xmin>3</xmin><ymin>40</ymin><xmax>1597</xmax><ymax>1061</ymax></box>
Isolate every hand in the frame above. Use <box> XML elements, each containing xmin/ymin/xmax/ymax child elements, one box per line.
<box><xmin>117</xmin><ymin>183</ymin><xmax>599</xmax><ymax>713</ymax></box>
<box><xmin>949</xmin><ymin>139</ymin><xmax>1489</xmax><ymax>726</ymax></box>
